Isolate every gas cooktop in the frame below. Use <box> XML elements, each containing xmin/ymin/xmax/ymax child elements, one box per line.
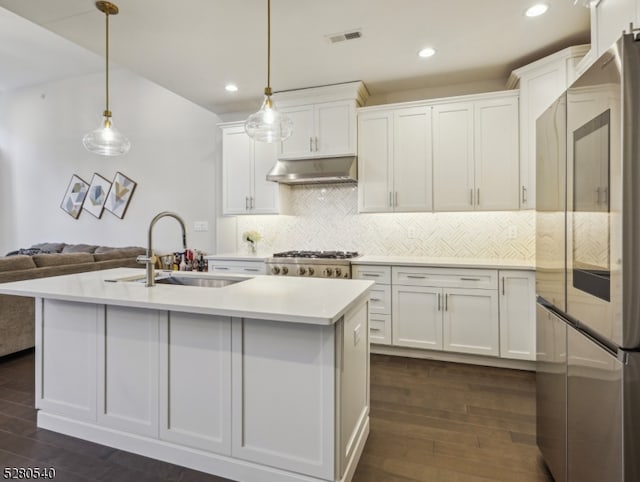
<box><xmin>272</xmin><ymin>250</ymin><xmax>360</xmax><ymax>259</ymax></box>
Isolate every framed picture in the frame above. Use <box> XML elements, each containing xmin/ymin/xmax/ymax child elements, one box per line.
<box><xmin>82</xmin><ymin>173</ymin><xmax>112</xmax><ymax>219</ymax></box>
<box><xmin>104</xmin><ymin>172</ymin><xmax>137</xmax><ymax>219</ymax></box>
<box><xmin>60</xmin><ymin>174</ymin><xmax>89</xmax><ymax>219</ymax></box>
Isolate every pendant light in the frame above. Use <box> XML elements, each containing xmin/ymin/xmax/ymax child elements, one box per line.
<box><xmin>244</xmin><ymin>0</ymin><xmax>293</xmax><ymax>143</ymax></box>
<box><xmin>83</xmin><ymin>1</ymin><xmax>131</xmax><ymax>156</ymax></box>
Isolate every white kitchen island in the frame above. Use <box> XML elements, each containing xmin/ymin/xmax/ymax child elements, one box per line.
<box><xmin>0</xmin><ymin>268</ymin><xmax>373</xmax><ymax>482</ymax></box>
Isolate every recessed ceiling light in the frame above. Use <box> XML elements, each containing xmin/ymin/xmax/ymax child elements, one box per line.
<box><xmin>225</xmin><ymin>84</ymin><xmax>238</xmax><ymax>92</ymax></box>
<box><xmin>525</xmin><ymin>3</ymin><xmax>549</xmax><ymax>16</ymax></box>
<box><xmin>418</xmin><ymin>47</ymin><xmax>436</xmax><ymax>58</ymax></box>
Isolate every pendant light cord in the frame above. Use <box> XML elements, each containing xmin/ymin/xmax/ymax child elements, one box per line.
<box><xmin>266</xmin><ymin>0</ymin><xmax>271</xmax><ymax>92</ymax></box>
<box><xmin>105</xmin><ymin>9</ymin><xmax>110</xmax><ymax>115</ymax></box>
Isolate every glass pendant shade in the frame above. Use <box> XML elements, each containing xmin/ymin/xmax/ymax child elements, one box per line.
<box><xmin>83</xmin><ymin>113</ymin><xmax>131</xmax><ymax>156</ymax></box>
<box><xmin>244</xmin><ymin>95</ymin><xmax>293</xmax><ymax>142</ymax></box>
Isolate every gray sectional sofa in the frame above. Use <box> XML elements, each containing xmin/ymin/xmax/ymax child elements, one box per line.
<box><xmin>0</xmin><ymin>244</ymin><xmax>145</xmax><ymax>357</ymax></box>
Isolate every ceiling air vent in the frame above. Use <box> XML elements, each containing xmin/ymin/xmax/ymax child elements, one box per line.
<box><xmin>326</xmin><ymin>29</ymin><xmax>362</xmax><ymax>44</ymax></box>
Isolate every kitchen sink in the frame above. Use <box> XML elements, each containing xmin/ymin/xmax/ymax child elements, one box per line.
<box><xmin>106</xmin><ymin>272</ymin><xmax>248</xmax><ymax>288</ymax></box>
<box><xmin>154</xmin><ymin>275</ymin><xmax>245</xmax><ymax>288</ymax></box>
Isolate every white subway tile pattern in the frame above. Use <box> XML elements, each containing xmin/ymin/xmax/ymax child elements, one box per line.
<box><xmin>236</xmin><ymin>185</ymin><xmax>535</xmax><ymax>262</ymax></box>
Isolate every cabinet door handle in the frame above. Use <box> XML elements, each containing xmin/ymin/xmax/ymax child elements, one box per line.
<box><xmin>522</xmin><ymin>186</ymin><xmax>527</xmax><ymax>204</ymax></box>
<box><xmin>477</xmin><ymin>188</ymin><xmax>480</xmax><ymax>205</ymax></box>
<box><xmin>445</xmin><ymin>293</ymin><xmax>449</xmax><ymax>311</ymax></box>
<box><xmin>309</xmin><ymin>137</ymin><xmax>313</xmax><ymax>152</ymax></box>
<box><xmin>470</xmin><ymin>188</ymin><xmax>474</xmax><ymax>205</ymax></box>
<box><xmin>370</xmin><ymin>297</ymin><xmax>382</xmax><ymax>302</ymax></box>
<box><xmin>362</xmin><ymin>273</ymin><xmax>381</xmax><ymax>277</ymax></box>
<box><xmin>214</xmin><ymin>266</ymin><xmax>229</xmax><ymax>270</ymax></box>
<box><xmin>245</xmin><ymin>196</ymin><xmax>249</xmax><ymax>210</ymax></box>
<box><xmin>406</xmin><ymin>275</ymin><xmax>426</xmax><ymax>279</ymax></box>
<box><xmin>244</xmin><ymin>268</ymin><xmax>260</xmax><ymax>272</ymax></box>
<box><xmin>370</xmin><ymin>327</ymin><xmax>382</xmax><ymax>332</ymax></box>
<box><xmin>460</xmin><ymin>277</ymin><xmax>481</xmax><ymax>281</ymax></box>
<box><xmin>250</xmin><ymin>196</ymin><xmax>255</xmax><ymax>210</ymax></box>
<box><xmin>437</xmin><ymin>293</ymin><xmax>441</xmax><ymax>311</ymax></box>
<box><xmin>502</xmin><ymin>277</ymin><xmax>505</xmax><ymax>296</ymax></box>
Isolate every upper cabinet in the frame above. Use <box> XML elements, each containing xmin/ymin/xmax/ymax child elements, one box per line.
<box><xmin>358</xmin><ymin>105</ymin><xmax>433</xmax><ymax>213</ymax></box>
<box><xmin>432</xmin><ymin>92</ymin><xmax>520</xmax><ymax>212</ymax></box>
<box><xmin>591</xmin><ymin>0</ymin><xmax>638</xmax><ymax>59</ymax></box>
<box><xmin>507</xmin><ymin>45</ymin><xmax>590</xmax><ymax>209</ymax></box>
<box><xmin>358</xmin><ymin>91</ymin><xmax>519</xmax><ymax>213</ymax></box>
<box><xmin>279</xmin><ymin>101</ymin><xmax>357</xmax><ymax>159</ymax></box>
<box><xmin>273</xmin><ymin>82</ymin><xmax>368</xmax><ymax>160</ymax></box>
<box><xmin>220</xmin><ymin>123</ymin><xmax>282</xmax><ymax>216</ymax></box>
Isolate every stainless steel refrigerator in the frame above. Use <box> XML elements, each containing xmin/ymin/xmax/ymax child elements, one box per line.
<box><xmin>536</xmin><ymin>33</ymin><xmax>640</xmax><ymax>482</ymax></box>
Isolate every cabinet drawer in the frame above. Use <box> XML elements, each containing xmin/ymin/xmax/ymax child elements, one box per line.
<box><xmin>209</xmin><ymin>261</ymin><xmax>265</xmax><ymax>275</ymax></box>
<box><xmin>369</xmin><ymin>314</ymin><xmax>391</xmax><ymax>345</ymax></box>
<box><xmin>392</xmin><ymin>266</ymin><xmax>497</xmax><ymax>289</ymax></box>
<box><xmin>353</xmin><ymin>265</ymin><xmax>391</xmax><ymax>284</ymax></box>
<box><xmin>368</xmin><ymin>285</ymin><xmax>391</xmax><ymax>315</ymax></box>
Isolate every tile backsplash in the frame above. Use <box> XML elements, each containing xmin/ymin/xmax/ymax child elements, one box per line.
<box><xmin>234</xmin><ymin>185</ymin><xmax>535</xmax><ymax>262</ymax></box>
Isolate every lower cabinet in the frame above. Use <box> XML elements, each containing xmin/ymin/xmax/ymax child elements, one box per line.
<box><xmin>36</xmin><ymin>297</ymin><xmax>369</xmax><ymax>482</ymax></box>
<box><xmin>392</xmin><ymin>282</ymin><xmax>499</xmax><ymax>356</ymax></box>
<box><xmin>355</xmin><ymin>264</ymin><xmax>535</xmax><ymax>362</ymax></box>
<box><xmin>499</xmin><ymin>270</ymin><xmax>536</xmax><ymax>360</ymax></box>
<box><xmin>443</xmin><ymin>288</ymin><xmax>499</xmax><ymax>356</ymax></box>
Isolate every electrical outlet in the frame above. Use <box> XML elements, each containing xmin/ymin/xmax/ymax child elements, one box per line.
<box><xmin>194</xmin><ymin>221</ymin><xmax>209</xmax><ymax>232</ymax></box>
<box><xmin>506</xmin><ymin>225</ymin><xmax>518</xmax><ymax>240</ymax></box>
<box><xmin>407</xmin><ymin>226</ymin><xmax>418</xmax><ymax>239</ymax></box>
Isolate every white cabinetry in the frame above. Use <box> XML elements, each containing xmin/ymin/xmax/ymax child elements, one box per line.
<box><xmin>499</xmin><ymin>270</ymin><xmax>536</xmax><ymax>360</ymax></box>
<box><xmin>592</xmin><ymin>0</ymin><xmax>637</xmax><ymax>59</ymax></box>
<box><xmin>357</xmin><ymin>106</ymin><xmax>433</xmax><ymax>212</ymax></box>
<box><xmin>220</xmin><ymin>123</ymin><xmax>280</xmax><ymax>215</ymax></box>
<box><xmin>207</xmin><ymin>258</ymin><xmax>266</xmax><ymax>275</ymax></box>
<box><xmin>280</xmin><ymin>101</ymin><xmax>356</xmax><ymax>159</ymax></box>
<box><xmin>391</xmin><ymin>267</ymin><xmax>500</xmax><ymax>356</ymax></box>
<box><xmin>508</xmin><ymin>45</ymin><xmax>589</xmax><ymax>209</ymax></box>
<box><xmin>35</xmin><ymin>296</ymin><xmax>369</xmax><ymax>482</ymax></box>
<box><xmin>353</xmin><ymin>265</ymin><xmax>392</xmax><ymax>344</ymax></box>
<box><xmin>273</xmin><ymin>81</ymin><xmax>368</xmax><ymax>160</ymax></box>
<box><xmin>432</xmin><ymin>92</ymin><xmax>519</xmax><ymax>212</ymax></box>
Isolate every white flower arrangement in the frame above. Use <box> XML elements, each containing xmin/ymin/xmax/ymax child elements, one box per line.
<box><xmin>242</xmin><ymin>230</ymin><xmax>262</xmax><ymax>246</ymax></box>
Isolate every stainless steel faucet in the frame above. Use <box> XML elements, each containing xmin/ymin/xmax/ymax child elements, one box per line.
<box><xmin>137</xmin><ymin>211</ymin><xmax>187</xmax><ymax>287</ymax></box>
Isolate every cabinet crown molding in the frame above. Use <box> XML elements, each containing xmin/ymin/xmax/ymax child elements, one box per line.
<box><xmin>272</xmin><ymin>81</ymin><xmax>369</xmax><ymax>107</ymax></box>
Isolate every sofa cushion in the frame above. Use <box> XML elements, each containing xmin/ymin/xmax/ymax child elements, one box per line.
<box><xmin>30</xmin><ymin>242</ymin><xmax>66</xmax><ymax>253</ymax></box>
<box><xmin>93</xmin><ymin>247</ymin><xmax>146</xmax><ymax>261</ymax></box>
<box><xmin>0</xmin><ymin>255</ymin><xmax>37</xmax><ymax>273</ymax></box>
<box><xmin>32</xmin><ymin>253</ymin><xmax>95</xmax><ymax>267</ymax></box>
<box><xmin>62</xmin><ymin>244</ymin><xmax>98</xmax><ymax>254</ymax></box>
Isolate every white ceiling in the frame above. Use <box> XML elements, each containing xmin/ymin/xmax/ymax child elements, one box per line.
<box><xmin>0</xmin><ymin>0</ymin><xmax>590</xmax><ymax>115</ymax></box>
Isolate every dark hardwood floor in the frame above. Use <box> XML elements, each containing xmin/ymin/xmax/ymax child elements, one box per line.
<box><xmin>0</xmin><ymin>349</ymin><xmax>552</xmax><ymax>482</ymax></box>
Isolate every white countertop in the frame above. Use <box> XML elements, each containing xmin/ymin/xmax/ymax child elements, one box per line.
<box><xmin>0</xmin><ymin>268</ymin><xmax>373</xmax><ymax>326</ymax></box>
<box><xmin>352</xmin><ymin>256</ymin><xmax>534</xmax><ymax>270</ymax></box>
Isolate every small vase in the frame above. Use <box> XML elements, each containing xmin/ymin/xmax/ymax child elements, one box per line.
<box><xmin>247</xmin><ymin>242</ymin><xmax>257</xmax><ymax>255</ymax></box>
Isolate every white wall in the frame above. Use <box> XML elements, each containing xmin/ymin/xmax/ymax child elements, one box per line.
<box><xmin>0</xmin><ymin>68</ymin><xmax>221</xmax><ymax>256</ymax></box>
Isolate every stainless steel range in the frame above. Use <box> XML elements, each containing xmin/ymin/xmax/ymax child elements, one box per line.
<box><xmin>265</xmin><ymin>251</ymin><xmax>360</xmax><ymax>278</ymax></box>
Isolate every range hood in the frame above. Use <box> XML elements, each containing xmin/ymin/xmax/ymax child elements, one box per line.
<box><xmin>266</xmin><ymin>156</ymin><xmax>357</xmax><ymax>184</ymax></box>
